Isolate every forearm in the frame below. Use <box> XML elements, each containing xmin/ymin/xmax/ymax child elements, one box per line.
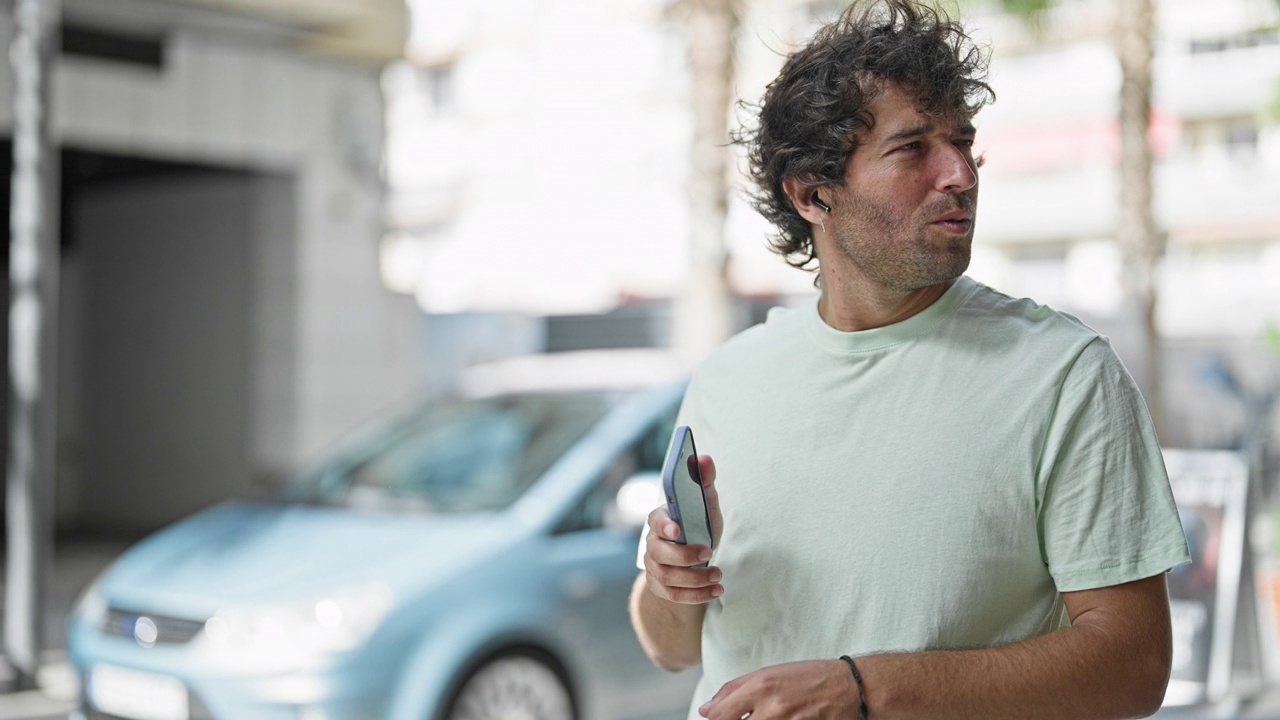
<box><xmin>858</xmin><ymin>621</ymin><xmax>1170</xmax><ymax>720</ymax></box>
<box><xmin>628</xmin><ymin>572</ymin><xmax>707</xmax><ymax>672</ymax></box>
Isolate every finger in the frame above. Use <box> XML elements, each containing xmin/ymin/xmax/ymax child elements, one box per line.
<box><xmin>643</xmin><ymin>554</ymin><xmax>723</xmax><ymax>603</ymax></box>
<box><xmin>706</xmin><ymin>674</ymin><xmax>745</xmax><ymax>707</ymax></box>
<box><xmin>698</xmin><ymin>454</ymin><xmax>716</xmax><ymax>487</ymax></box>
<box><xmin>647</xmin><ymin>561</ymin><xmax>722</xmax><ymax>590</ymax></box>
<box><xmin>652</xmin><ymin>582</ymin><xmax>723</xmax><ymax>605</ymax></box>
<box><xmin>646</xmin><ymin>531</ymin><xmax>713</xmax><ymax>568</ymax></box>
<box><xmin>698</xmin><ymin>455</ymin><xmax>724</xmax><ymax>545</ymax></box>
<box><xmin>647</xmin><ymin>507</ymin><xmax>689</xmax><ymax>543</ymax></box>
<box><xmin>701</xmin><ymin>676</ymin><xmax>750</xmax><ymax>719</ymax></box>
<box><xmin>646</xmin><ymin>506</ymin><xmax>671</xmax><ymax>532</ymax></box>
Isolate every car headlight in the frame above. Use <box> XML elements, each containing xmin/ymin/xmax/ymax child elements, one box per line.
<box><xmin>201</xmin><ymin>583</ymin><xmax>395</xmax><ymax>670</ymax></box>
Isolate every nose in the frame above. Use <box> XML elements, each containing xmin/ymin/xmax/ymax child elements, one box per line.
<box><xmin>936</xmin><ymin>144</ymin><xmax>978</xmax><ymax>194</ymax></box>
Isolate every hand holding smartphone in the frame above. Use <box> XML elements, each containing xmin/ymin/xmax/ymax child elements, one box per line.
<box><xmin>661</xmin><ymin>426</ymin><xmax>714</xmax><ymax>567</ymax></box>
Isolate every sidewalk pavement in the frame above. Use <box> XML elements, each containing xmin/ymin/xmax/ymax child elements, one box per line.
<box><xmin>0</xmin><ymin>536</ymin><xmax>136</xmax><ymax>720</ymax></box>
<box><xmin>0</xmin><ymin>660</ymin><xmax>74</xmax><ymax>720</ymax></box>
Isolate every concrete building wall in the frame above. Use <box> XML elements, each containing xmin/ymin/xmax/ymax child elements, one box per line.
<box><xmin>0</xmin><ymin>12</ymin><xmax>422</xmax><ymax>530</ymax></box>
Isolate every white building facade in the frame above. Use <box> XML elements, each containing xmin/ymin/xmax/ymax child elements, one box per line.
<box><xmin>383</xmin><ymin>0</ymin><xmax>1280</xmax><ymax>442</ymax></box>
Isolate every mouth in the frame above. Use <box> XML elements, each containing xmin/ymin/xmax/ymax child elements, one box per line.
<box><xmin>931</xmin><ymin>217</ymin><xmax>972</xmax><ymax>234</ymax></box>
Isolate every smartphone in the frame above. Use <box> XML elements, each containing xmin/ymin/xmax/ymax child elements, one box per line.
<box><xmin>661</xmin><ymin>426</ymin><xmax>713</xmax><ymax>566</ymax></box>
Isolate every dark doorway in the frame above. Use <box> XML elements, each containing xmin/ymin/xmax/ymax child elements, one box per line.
<box><xmin>2</xmin><ymin>144</ymin><xmax>288</xmax><ymax>536</ymax></box>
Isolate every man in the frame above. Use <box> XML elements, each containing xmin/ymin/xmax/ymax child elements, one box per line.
<box><xmin>629</xmin><ymin>1</ymin><xmax>1191</xmax><ymax>719</ymax></box>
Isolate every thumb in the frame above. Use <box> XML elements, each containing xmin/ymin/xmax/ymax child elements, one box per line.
<box><xmin>698</xmin><ymin>454</ymin><xmax>723</xmax><ymax>546</ymax></box>
<box><xmin>697</xmin><ymin>454</ymin><xmax>716</xmax><ymax>488</ymax></box>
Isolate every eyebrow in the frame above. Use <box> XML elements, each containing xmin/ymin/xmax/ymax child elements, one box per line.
<box><xmin>882</xmin><ymin>125</ymin><xmax>930</xmax><ymax>146</ymax></box>
<box><xmin>881</xmin><ymin>123</ymin><xmax>977</xmax><ymax>146</ymax></box>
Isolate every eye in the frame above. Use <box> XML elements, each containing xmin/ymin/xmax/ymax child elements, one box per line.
<box><xmin>954</xmin><ymin>138</ymin><xmax>976</xmax><ymax>148</ymax></box>
<box><xmin>896</xmin><ymin>141</ymin><xmax>923</xmax><ymax>152</ymax></box>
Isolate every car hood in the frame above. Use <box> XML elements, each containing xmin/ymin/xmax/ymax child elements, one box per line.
<box><xmin>99</xmin><ymin>502</ymin><xmax>520</xmax><ymax>614</ymax></box>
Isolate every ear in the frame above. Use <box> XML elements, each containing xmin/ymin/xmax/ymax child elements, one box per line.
<box><xmin>782</xmin><ymin>177</ymin><xmax>829</xmax><ymax>229</ymax></box>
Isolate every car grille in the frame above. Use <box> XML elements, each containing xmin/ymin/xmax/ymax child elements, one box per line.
<box><xmin>101</xmin><ymin>607</ymin><xmax>207</xmax><ymax>645</ymax></box>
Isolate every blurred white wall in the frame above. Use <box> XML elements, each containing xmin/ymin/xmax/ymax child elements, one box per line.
<box><xmin>383</xmin><ymin>0</ymin><xmax>1280</xmax><ymax>352</ymax></box>
<box><xmin>384</xmin><ymin>0</ymin><xmax>698</xmax><ymax>314</ymax></box>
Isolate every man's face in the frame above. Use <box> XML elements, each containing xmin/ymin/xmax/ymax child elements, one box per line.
<box><xmin>824</xmin><ymin>82</ymin><xmax>979</xmax><ymax>293</ymax></box>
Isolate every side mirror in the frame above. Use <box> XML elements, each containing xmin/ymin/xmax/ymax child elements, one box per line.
<box><xmin>605</xmin><ymin>471</ymin><xmax>664</xmax><ymax>530</ymax></box>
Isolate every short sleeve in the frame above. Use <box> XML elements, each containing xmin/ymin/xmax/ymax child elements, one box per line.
<box><xmin>1037</xmin><ymin>337</ymin><xmax>1191</xmax><ymax>592</ymax></box>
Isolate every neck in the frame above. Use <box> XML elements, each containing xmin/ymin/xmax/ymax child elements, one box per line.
<box><xmin>817</xmin><ymin>274</ymin><xmax>956</xmax><ymax>332</ymax></box>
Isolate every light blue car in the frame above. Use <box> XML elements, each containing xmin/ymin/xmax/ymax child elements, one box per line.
<box><xmin>67</xmin><ymin>372</ymin><xmax>699</xmax><ymax>720</ymax></box>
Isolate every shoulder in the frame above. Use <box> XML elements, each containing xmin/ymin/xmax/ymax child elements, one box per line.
<box><xmin>699</xmin><ymin>301</ymin><xmax>807</xmax><ymax>373</ymax></box>
<box><xmin>963</xmin><ymin>280</ymin><xmax>1098</xmax><ymax>339</ymax></box>
<box><xmin>956</xmin><ymin>279</ymin><xmax>1106</xmax><ymax>360</ymax></box>
<box><xmin>682</xmin><ymin>300</ymin><xmax>809</xmax><ymax>402</ymax></box>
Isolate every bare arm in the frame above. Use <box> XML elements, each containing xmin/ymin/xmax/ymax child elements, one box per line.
<box><xmin>629</xmin><ymin>455</ymin><xmax>724</xmax><ymax>672</ymax></box>
<box><xmin>629</xmin><ymin>571</ymin><xmax>710</xmax><ymax>671</ymax></box>
<box><xmin>856</xmin><ymin>573</ymin><xmax>1173</xmax><ymax>719</ymax></box>
<box><xmin>699</xmin><ymin>573</ymin><xmax>1174</xmax><ymax>720</ymax></box>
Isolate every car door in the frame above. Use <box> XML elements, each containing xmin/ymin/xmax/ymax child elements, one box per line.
<box><xmin>544</xmin><ymin>404</ymin><xmax>700</xmax><ymax>720</ymax></box>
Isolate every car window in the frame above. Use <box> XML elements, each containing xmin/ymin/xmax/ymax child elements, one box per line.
<box><xmin>288</xmin><ymin>392</ymin><xmax>612</xmax><ymax>513</ymax></box>
<box><xmin>557</xmin><ymin>403</ymin><xmax>678</xmax><ymax>534</ymax></box>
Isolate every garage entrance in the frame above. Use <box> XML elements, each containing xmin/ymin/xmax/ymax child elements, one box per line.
<box><xmin>1</xmin><ymin>145</ymin><xmax>295</xmax><ymax>536</ymax></box>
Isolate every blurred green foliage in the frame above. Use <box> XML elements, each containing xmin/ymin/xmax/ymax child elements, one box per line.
<box><xmin>976</xmin><ymin>0</ymin><xmax>1054</xmax><ymax>40</ymax></box>
<box><xmin>1265</xmin><ymin>323</ymin><xmax>1280</xmax><ymax>356</ymax></box>
<box><xmin>994</xmin><ymin>0</ymin><xmax>1053</xmax><ymax>21</ymax></box>
<box><xmin>1266</xmin><ymin>79</ymin><xmax>1280</xmax><ymax>123</ymax></box>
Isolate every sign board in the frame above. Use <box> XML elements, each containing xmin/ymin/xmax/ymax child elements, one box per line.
<box><xmin>1163</xmin><ymin>449</ymin><xmax>1250</xmax><ymax>706</ymax></box>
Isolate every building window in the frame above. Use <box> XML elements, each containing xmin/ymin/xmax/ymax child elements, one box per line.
<box><xmin>1189</xmin><ymin>29</ymin><xmax>1280</xmax><ymax>55</ymax></box>
<box><xmin>1185</xmin><ymin>116</ymin><xmax>1260</xmax><ymax>160</ymax></box>
<box><xmin>419</xmin><ymin>62</ymin><xmax>456</xmax><ymax>114</ymax></box>
<box><xmin>1226</xmin><ymin>118</ymin><xmax>1259</xmax><ymax>156</ymax></box>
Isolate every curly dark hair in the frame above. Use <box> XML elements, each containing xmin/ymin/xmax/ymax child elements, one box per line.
<box><xmin>733</xmin><ymin>0</ymin><xmax>995</xmax><ymax>273</ymax></box>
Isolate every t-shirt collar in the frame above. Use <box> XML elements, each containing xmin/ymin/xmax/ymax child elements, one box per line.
<box><xmin>803</xmin><ymin>275</ymin><xmax>977</xmax><ymax>354</ymax></box>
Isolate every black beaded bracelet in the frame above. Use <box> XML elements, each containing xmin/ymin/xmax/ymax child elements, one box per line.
<box><xmin>839</xmin><ymin>655</ymin><xmax>870</xmax><ymax>720</ymax></box>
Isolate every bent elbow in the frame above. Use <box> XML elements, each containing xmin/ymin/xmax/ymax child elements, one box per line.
<box><xmin>645</xmin><ymin>645</ymin><xmax>700</xmax><ymax>674</ymax></box>
<box><xmin>1126</xmin><ymin>642</ymin><xmax>1173</xmax><ymax>718</ymax></box>
<box><xmin>1127</xmin><ymin>683</ymin><xmax>1166</xmax><ymax>719</ymax></box>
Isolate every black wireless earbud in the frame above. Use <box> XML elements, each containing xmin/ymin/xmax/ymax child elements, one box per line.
<box><xmin>811</xmin><ymin>193</ymin><xmax>832</xmax><ymax>213</ymax></box>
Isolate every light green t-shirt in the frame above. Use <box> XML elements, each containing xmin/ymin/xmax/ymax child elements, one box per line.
<box><xmin>673</xmin><ymin>276</ymin><xmax>1191</xmax><ymax>717</ymax></box>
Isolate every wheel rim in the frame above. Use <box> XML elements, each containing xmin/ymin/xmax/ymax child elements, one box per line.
<box><xmin>449</xmin><ymin>656</ymin><xmax>574</xmax><ymax>720</ymax></box>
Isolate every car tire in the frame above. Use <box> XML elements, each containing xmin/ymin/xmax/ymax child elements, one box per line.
<box><xmin>446</xmin><ymin>653</ymin><xmax>575</xmax><ymax>720</ymax></box>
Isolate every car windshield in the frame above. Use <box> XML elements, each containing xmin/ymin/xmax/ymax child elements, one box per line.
<box><xmin>286</xmin><ymin>392</ymin><xmax>613</xmax><ymax>513</ymax></box>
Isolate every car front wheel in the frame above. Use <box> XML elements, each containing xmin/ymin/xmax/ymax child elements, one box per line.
<box><xmin>447</xmin><ymin>654</ymin><xmax>575</xmax><ymax>720</ymax></box>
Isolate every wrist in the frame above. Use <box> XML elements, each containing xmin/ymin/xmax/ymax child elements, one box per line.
<box><xmin>839</xmin><ymin>655</ymin><xmax>870</xmax><ymax>720</ymax></box>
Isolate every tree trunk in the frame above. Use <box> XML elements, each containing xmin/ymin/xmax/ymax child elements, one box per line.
<box><xmin>673</xmin><ymin>0</ymin><xmax>739</xmax><ymax>364</ymax></box>
<box><xmin>1116</xmin><ymin>0</ymin><xmax>1164</xmax><ymax>438</ymax></box>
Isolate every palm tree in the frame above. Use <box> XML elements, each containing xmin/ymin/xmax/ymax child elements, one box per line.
<box><xmin>994</xmin><ymin>0</ymin><xmax>1164</xmax><ymax>436</ymax></box>
<box><xmin>670</xmin><ymin>0</ymin><xmax>741</xmax><ymax>363</ymax></box>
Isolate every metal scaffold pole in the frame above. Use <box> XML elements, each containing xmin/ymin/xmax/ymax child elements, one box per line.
<box><xmin>5</xmin><ymin>0</ymin><xmax>60</xmax><ymax>691</ymax></box>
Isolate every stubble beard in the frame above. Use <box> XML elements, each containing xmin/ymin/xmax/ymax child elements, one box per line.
<box><xmin>830</xmin><ymin>190</ymin><xmax>976</xmax><ymax>293</ymax></box>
